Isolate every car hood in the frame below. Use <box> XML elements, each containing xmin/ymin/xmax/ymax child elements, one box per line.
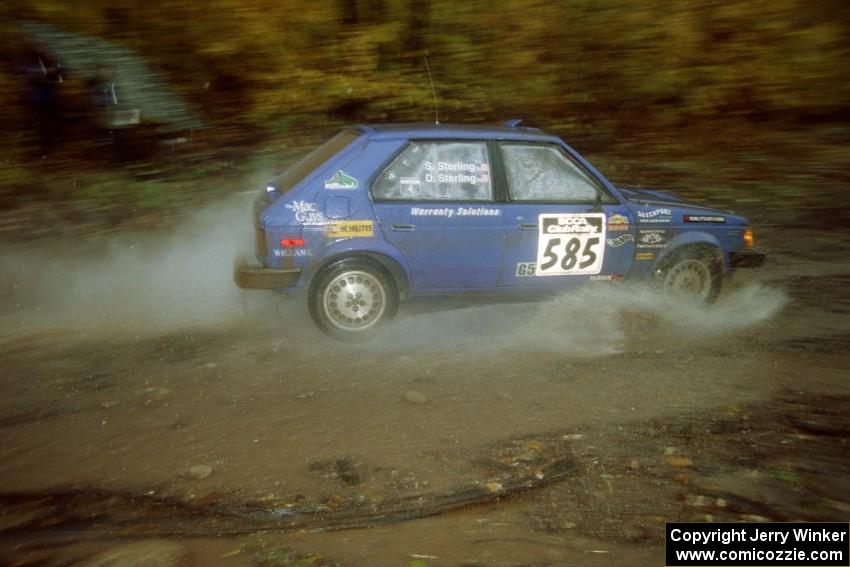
<box><xmin>618</xmin><ymin>186</ymin><xmax>733</xmax><ymax>214</ymax></box>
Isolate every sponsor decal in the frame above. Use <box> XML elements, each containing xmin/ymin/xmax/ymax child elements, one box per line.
<box><xmin>683</xmin><ymin>214</ymin><xmax>726</xmax><ymax>223</ymax></box>
<box><xmin>324</xmin><ymin>170</ymin><xmax>359</xmax><ymax>190</ymax></box>
<box><xmin>410</xmin><ymin>206</ymin><xmax>501</xmax><ymax>218</ymax></box>
<box><xmin>541</xmin><ymin>215</ymin><xmax>601</xmax><ymax>234</ymax></box>
<box><xmin>636</xmin><ymin>229</ymin><xmax>668</xmax><ymax>249</ymax></box>
<box><xmin>606</xmin><ymin>234</ymin><xmax>635</xmax><ymax>248</ymax></box>
<box><xmin>273</xmin><ymin>248</ymin><xmax>311</xmax><ymax>257</ymax></box>
<box><xmin>637</xmin><ymin>208</ymin><xmax>671</xmax><ymax>218</ymax></box>
<box><xmin>516</xmin><ymin>262</ymin><xmax>536</xmax><ymax>277</ymax></box>
<box><xmin>325</xmin><ymin>220</ymin><xmax>373</xmax><ymax>238</ymax></box>
<box><xmin>635</xmin><ymin>252</ymin><xmax>655</xmax><ymax>261</ymax></box>
<box><xmin>458</xmin><ymin>206</ymin><xmax>498</xmax><ymax>216</ymax></box>
<box><xmin>607</xmin><ymin>213</ymin><xmax>630</xmax><ymax>231</ymax></box>
<box><xmin>589</xmin><ymin>274</ymin><xmax>623</xmax><ymax>281</ymax></box>
<box><xmin>285</xmin><ymin>200</ymin><xmax>327</xmax><ymax>225</ymax></box>
<box><xmin>636</xmin><ymin>208</ymin><xmax>672</xmax><ymax>224</ymax></box>
<box><xmin>536</xmin><ymin>213</ymin><xmax>606</xmax><ymax>276</ymax></box>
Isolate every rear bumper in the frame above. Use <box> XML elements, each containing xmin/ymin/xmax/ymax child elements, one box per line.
<box><xmin>234</xmin><ymin>261</ymin><xmax>301</xmax><ymax>289</ymax></box>
<box><xmin>729</xmin><ymin>250</ymin><xmax>766</xmax><ymax>268</ymax></box>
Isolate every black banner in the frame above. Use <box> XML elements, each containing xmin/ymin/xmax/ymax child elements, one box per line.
<box><xmin>666</xmin><ymin>523</ymin><xmax>849</xmax><ymax>566</ymax></box>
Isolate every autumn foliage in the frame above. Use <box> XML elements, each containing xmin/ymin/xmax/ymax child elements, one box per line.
<box><xmin>2</xmin><ymin>0</ymin><xmax>847</xmax><ymax>134</ymax></box>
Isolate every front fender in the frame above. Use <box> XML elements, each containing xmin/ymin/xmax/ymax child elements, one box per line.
<box><xmin>655</xmin><ymin>230</ymin><xmax>724</xmax><ymax>267</ymax></box>
<box><xmin>628</xmin><ymin>230</ymin><xmax>723</xmax><ymax>279</ymax></box>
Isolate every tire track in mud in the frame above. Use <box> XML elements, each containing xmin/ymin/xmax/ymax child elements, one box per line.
<box><xmin>0</xmin><ymin>435</ymin><xmax>579</xmax><ymax>538</ymax></box>
<box><xmin>1</xmin><ymin>391</ymin><xmax>847</xmax><ymax>542</ymax></box>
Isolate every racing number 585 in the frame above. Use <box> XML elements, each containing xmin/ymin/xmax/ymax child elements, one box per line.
<box><xmin>540</xmin><ymin>237</ymin><xmax>600</xmax><ymax>271</ymax></box>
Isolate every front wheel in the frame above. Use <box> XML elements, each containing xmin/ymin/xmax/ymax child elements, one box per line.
<box><xmin>654</xmin><ymin>247</ymin><xmax>723</xmax><ymax>304</ymax></box>
<box><xmin>309</xmin><ymin>259</ymin><xmax>398</xmax><ymax>339</ymax></box>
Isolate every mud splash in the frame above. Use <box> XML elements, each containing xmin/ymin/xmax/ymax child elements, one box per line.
<box><xmin>0</xmin><ymin>196</ymin><xmax>256</xmax><ymax>335</ymax></box>
<box><xmin>350</xmin><ymin>282</ymin><xmax>788</xmax><ymax>356</ymax></box>
<box><xmin>1</xmin><ymin>198</ymin><xmax>786</xmax><ymax>352</ymax></box>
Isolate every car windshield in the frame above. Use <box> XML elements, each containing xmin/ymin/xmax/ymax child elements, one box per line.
<box><xmin>275</xmin><ymin>129</ymin><xmax>362</xmax><ymax>192</ymax></box>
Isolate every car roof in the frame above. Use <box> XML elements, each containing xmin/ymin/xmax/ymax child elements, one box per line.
<box><xmin>355</xmin><ymin>122</ymin><xmax>562</xmax><ymax>143</ymax></box>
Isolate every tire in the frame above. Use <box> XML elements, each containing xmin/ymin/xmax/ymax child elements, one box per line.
<box><xmin>308</xmin><ymin>258</ymin><xmax>398</xmax><ymax>339</ymax></box>
<box><xmin>653</xmin><ymin>247</ymin><xmax>723</xmax><ymax>304</ymax></box>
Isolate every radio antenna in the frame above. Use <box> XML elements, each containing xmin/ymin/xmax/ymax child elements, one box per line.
<box><xmin>424</xmin><ymin>56</ymin><xmax>439</xmax><ymax>125</ymax></box>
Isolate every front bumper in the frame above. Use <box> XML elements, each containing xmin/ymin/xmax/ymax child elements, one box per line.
<box><xmin>234</xmin><ymin>260</ymin><xmax>301</xmax><ymax>289</ymax></box>
<box><xmin>729</xmin><ymin>250</ymin><xmax>766</xmax><ymax>268</ymax></box>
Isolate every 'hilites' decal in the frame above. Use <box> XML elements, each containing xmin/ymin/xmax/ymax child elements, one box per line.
<box><xmin>536</xmin><ymin>213</ymin><xmax>606</xmax><ymax>276</ymax></box>
<box><xmin>325</xmin><ymin>220</ymin><xmax>373</xmax><ymax>238</ymax></box>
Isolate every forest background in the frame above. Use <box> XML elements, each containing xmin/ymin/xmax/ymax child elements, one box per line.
<box><xmin>0</xmin><ymin>0</ymin><xmax>847</xmax><ymax>233</ymax></box>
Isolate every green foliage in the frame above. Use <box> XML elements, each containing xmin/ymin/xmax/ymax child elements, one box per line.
<box><xmin>73</xmin><ymin>172</ymin><xmax>184</xmax><ymax>210</ymax></box>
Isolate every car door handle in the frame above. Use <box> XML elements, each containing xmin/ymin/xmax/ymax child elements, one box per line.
<box><xmin>519</xmin><ymin>223</ymin><xmax>538</xmax><ymax>230</ymax></box>
<box><xmin>391</xmin><ymin>224</ymin><xmax>415</xmax><ymax>232</ymax></box>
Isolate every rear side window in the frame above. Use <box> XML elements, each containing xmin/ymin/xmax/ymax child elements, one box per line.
<box><xmin>501</xmin><ymin>143</ymin><xmax>600</xmax><ymax>202</ymax></box>
<box><xmin>372</xmin><ymin>141</ymin><xmax>492</xmax><ymax>201</ymax></box>
<box><xmin>276</xmin><ymin>129</ymin><xmax>361</xmax><ymax>192</ymax></box>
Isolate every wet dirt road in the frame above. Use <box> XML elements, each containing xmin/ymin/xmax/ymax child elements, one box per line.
<box><xmin>0</xmin><ymin>203</ymin><xmax>849</xmax><ymax>566</ymax></box>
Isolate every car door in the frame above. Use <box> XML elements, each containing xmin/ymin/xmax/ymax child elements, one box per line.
<box><xmin>497</xmin><ymin>141</ymin><xmax>635</xmax><ymax>287</ymax></box>
<box><xmin>371</xmin><ymin>140</ymin><xmax>506</xmax><ymax>291</ymax></box>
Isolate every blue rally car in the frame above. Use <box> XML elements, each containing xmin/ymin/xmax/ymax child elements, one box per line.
<box><xmin>235</xmin><ymin>120</ymin><xmax>765</xmax><ymax>338</ymax></box>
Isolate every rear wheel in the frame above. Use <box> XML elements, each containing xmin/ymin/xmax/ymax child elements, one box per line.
<box><xmin>309</xmin><ymin>259</ymin><xmax>398</xmax><ymax>339</ymax></box>
<box><xmin>654</xmin><ymin>247</ymin><xmax>723</xmax><ymax>304</ymax></box>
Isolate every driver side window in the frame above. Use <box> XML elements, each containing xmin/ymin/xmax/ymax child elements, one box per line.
<box><xmin>501</xmin><ymin>143</ymin><xmax>601</xmax><ymax>202</ymax></box>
